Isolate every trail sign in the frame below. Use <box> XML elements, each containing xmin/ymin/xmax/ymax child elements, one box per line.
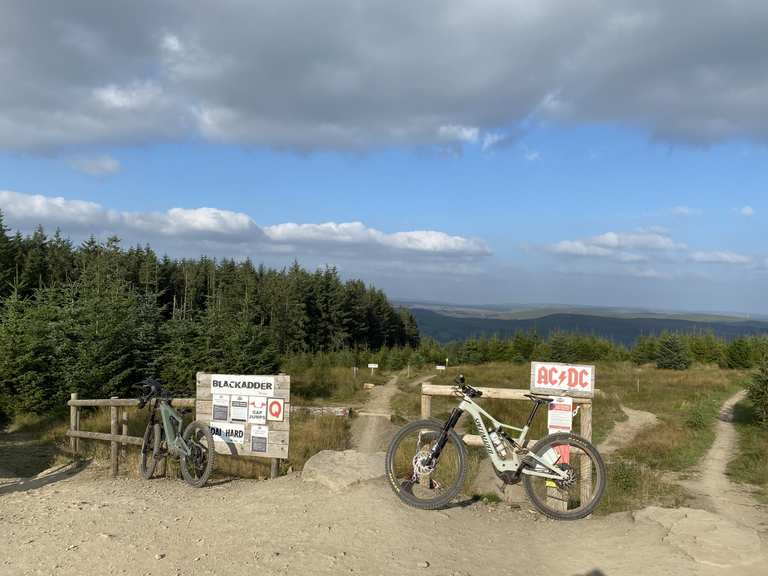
<box><xmin>530</xmin><ymin>362</ymin><xmax>595</xmax><ymax>398</ymax></box>
<box><xmin>197</xmin><ymin>373</ymin><xmax>290</xmax><ymax>459</ymax></box>
<box><xmin>436</xmin><ymin>365</ymin><xmax>446</xmax><ymax>371</ymax></box>
<box><xmin>367</xmin><ymin>363</ymin><xmax>379</xmax><ymax>369</ymax></box>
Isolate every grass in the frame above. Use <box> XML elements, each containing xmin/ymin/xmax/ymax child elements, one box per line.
<box><xmin>3</xmin><ymin>403</ymin><xmax>351</xmax><ymax>481</ymax></box>
<box><xmin>389</xmin><ymin>361</ymin><xmax>744</xmax><ymax>513</ymax></box>
<box><xmin>291</xmin><ymin>366</ymin><xmax>391</xmax><ymax>407</ymax></box>
<box><xmin>728</xmin><ymin>399</ymin><xmax>768</xmax><ymax>503</ymax></box>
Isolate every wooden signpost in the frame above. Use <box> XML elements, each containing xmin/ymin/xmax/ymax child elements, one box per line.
<box><xmin>195</xmin><ymin>373</ymin><xmax>290</xmax><ymax>464</ymax></box>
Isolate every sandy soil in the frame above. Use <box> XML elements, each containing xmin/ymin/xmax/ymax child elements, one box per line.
<box><xmin>597</xmin><ymin>405</ymin><xmax>658</xmax><ymax>455</ymax></box>
<box><xmin>679</xmin><ymin>390</ymin><xmax>768</xmax><ymax>532</ymax></box>
<box><xmin>2</xmin><ymin>390</ymin><xmax>766</xmax><ymax>576</ymax></box>
<box><xmin>350</xmin><ymin>375</ymin><xmax>400</xmax><ymax>453</ymax></box>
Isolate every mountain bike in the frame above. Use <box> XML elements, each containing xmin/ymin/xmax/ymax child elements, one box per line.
<box><xmin>137</xmin><ymin>378</ymin><xmax>215</xmax><ymax>488</ymax></box>
<box><xmin>385</xmin><ymin>374</ymin><xmax>606</xmax><ymax>520</ymax></box>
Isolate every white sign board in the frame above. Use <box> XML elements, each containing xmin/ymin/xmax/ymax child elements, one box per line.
<box><xmin>547</xmin><ymin>396</ymin><xmax>574</xmax><ymax>433</ymax></box>
<box><xmin>436</xmin><ymin>365</ymin><xmax>446</xmax><ymax>371</ymax></box>
<box><xmin>197</xmin><ymin>373</ymin><xmax>290</xmax><ymax>459</ymax></box>
<box><xmin>211</xmin><ymin>374</ymin><xmax>276</xmax><ymax>397</ymax></box>
<box><xmin>367</xmin><ymin>363</ymin><xmax>379</xmax><ymax>369</ymax></box>
<box><xmin>250</xmin><ymin>425</ymin><xmax>269</xmax><ymax>453</ymax></box>
<box><xmin>267</xmin><ymin>398</ymin><xmax>285</xmax><ymax>422</ymax></box>
<box><xmin>210</xmin><ymin>421</ymin><xmax>246</xmax><ymax>445</ymax></box>
<box><xmin>530</xmin><ymin>362</ymin><xmax>595</xmax><ymax>397</ymax></box>
<box><xmin>247</xmin><ymin>397</ymin><xmax>267</xmax><ymax>425</ymax></box>
<box><xmin>213</xmin><ymin>394</ymin><xmax>229</xmax><ymax>420</ymax></box>
<box><xmin>230</xmin><ymin>395</ymin><xmax>248</xmax><ymax>423</ymax></box>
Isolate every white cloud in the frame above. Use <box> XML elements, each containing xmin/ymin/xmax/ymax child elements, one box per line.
<box><xmin>549</xmin><ymin>240</ymin><xmax>613</xmax><ymax>257</ymax></box>
<box><xmin>93</xmin><ymin>82</ymin><xmax>163</xmax><ymax>111</ymax></box>
<box><xmin>672</xmin><ymin>206</ymin><xmax>701</xmax><ymax>216</ymax></box>
<box><xmin>590</xmin><ymin>231</ymin><xmax>686</xmax><ymax>252</ymax></box>
<box><xmin>740</xmin><ymin>205</ymin><xmax>755</xmax><ymax>217</ymax></box>
<box><xmin>690</xmin><ymin>251</ymin><xmax>752</xmax><ymax>265</ymax></box>
<box><xmin>523</xmin><ymin>148</ymin><xmax>540</xmax><ymax>162</ymax></box>
<box><xmin>70</xmin><ymin>155</ymin><xmax>121</xmax><ymax>176</ymax></box>
<box><xmin>437</xmin><ymin>125</ymin><xmax>480</xmax><ymax>144</ymax></box>
<box><xmin>0</xmin><ymin>190</ymin><xmax>489</xmax><ymax>262</ymax></box>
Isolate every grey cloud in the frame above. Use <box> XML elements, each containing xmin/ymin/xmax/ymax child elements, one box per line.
<box><xmin>1</xmin><ymin>1</ymin><xmax>767</xmax><ymax>151</ymax></box>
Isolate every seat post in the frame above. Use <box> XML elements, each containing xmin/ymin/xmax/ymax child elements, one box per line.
<box><xmin>525</xmin><ymin>400</ymin><xmax>543</xmax><ymax>428</ymax></box>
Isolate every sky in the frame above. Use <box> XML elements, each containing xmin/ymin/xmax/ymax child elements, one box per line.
<box><xmin>0</xmin><ymin>1</ymin><xmax>767</xmax><ymax>314</ymax></box>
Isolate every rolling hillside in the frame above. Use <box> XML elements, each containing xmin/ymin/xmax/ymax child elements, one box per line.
<box><xmin>411</xmin><ymin>308</ymin><xmax>768</xmax><ymax>345</ymax></box>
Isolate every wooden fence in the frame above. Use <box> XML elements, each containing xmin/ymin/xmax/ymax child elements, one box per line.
<box><xmin>66</xmin><ymin>394</ymin><xmax>351</xmax><ymax>479</ymax></box>
<box><xmin>420</xmin><ymin>384</ymin><xmax>595</xmax><ymax>510</ymax></box>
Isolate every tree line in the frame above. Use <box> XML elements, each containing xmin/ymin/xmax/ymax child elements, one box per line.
<box><xmin>0</xmin><ymin>213</ymin><xmax>419</xmax><ymax>421</ymax></box>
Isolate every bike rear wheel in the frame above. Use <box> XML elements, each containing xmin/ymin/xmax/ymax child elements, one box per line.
<box><xmin>139</xmin><ymin>422</ymin><xmax>161</xmax><ymax>480</ymax></box>
<box><xmin>180</xmin><ymin>420</ymin><xmax>215</xmax><ymax>488</ymax></box>
<box><xmin>385</xmin><ymin>418</ymin><xmax>467</xmax><ymax>510</ymax></box>
<box><xmin>522</xmin><ymin>432</ymin><xmax>606</xmax><ymax>520</ymax></box>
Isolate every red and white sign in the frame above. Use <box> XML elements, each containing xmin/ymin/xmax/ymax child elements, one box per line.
<box><xmin>548</xmin><ymin>396</ymin><xmax>573</xmax><ymax>465</ymax></box>
<box><xmin>547</xmin><ymin>396</ymin><xmax>574</xmax><ymax>432</ymax></box>
<box><xmin>267</xmin><ymin>398</ymin><xmax>285</xmax><ymax>422</ymax></box>
<box><xmin>530</xmin><ymin>362</ymin><xmax>595</xmax><ymax>396</ymax></box>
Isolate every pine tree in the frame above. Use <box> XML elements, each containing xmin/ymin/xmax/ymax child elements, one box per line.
<box><xmin>655</xmin><ymin>333</ymin><xmax>692</xmax><ymax>370</ymax></box>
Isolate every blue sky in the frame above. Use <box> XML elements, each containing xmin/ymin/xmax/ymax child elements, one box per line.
<box><xmin>1</xmin><ymin>1</ymin><xmax>767</xmax><ymax>313</ymax></box>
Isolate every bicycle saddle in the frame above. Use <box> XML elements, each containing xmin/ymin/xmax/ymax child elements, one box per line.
<box><xmin>524</xmin><ymin>393</ymin><xmax>555</xmax><ymax>404</ymax></box>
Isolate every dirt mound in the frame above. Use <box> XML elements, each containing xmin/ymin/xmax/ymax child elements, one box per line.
<box><xmin>302</xmin><ymin>450</ymin><xmax>385</xmax><ymax>491</ymax></box>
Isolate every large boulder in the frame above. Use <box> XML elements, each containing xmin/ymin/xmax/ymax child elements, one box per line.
<box><xmin>302</xmin><ymin>450</ymin><xmax>385</xmax><ymax>491</ymax></box>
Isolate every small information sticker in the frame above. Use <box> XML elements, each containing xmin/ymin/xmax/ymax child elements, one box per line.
<box><xmin>267</xmin><ymin>398</ymin><xmax>285</xmax><ymax>422</ymax></box>
<box><xmin>547</xmin><ymin>396</ymin><xmax>574</xmax><ymax>432</ymax></box>
<box><xmin>209</xmin><ymin>421</ymin><xmax>246</xmax><ymax>445</ymax></box>
<box><xmin>230</xmin><ymin>395</ymin><xmax>248</xmax><ymax>422</ymax></box>
<box><xmin>247</xmin><ymin>397</ymin><xmax>267</xmax><ymax>425</ymax></box>
<box><xmin>212</xmin><ymin>395</ymin><xmax>229</xmax><ymax>421</ymax></box>
<box><xmin>250</xmin><ymin>425</ymin><xmax>269</xmax><ymax>453</ymax></box>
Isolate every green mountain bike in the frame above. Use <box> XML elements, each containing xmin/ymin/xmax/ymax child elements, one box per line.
<box><xmin>386</xmin><ymin>374</ymin><xmax>606</xmax><ymax>520</ymax></box>
<box><xmin>137</xmin><ymin>379</ymin><xmax>215</xmax><ymax>488</ymax></box>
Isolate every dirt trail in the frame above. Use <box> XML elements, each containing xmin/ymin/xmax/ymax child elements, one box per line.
<box><xmin>597</xmin><ymin>405</ymin><xmax>658</xmax><ymax>455</ymax></box>
<box><xmin>2</xmin><ymin>462</ymin><xmax>766</xmax><ymax>576</ymax></box>
<box><xmin>350</xmin><ymin>375</ymin><xmax>399</xmax><ymax>453</ymax></box>
<box><xmin>680</xmin><ymin>390</ymin><xmax>768</xmax><ymax>532</ymax></box>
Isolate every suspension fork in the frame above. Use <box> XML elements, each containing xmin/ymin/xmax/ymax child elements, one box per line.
<box><xmin>426</xmin><ymin>407</ymin><xmax>464</xmax><ymax>464</ymax></box>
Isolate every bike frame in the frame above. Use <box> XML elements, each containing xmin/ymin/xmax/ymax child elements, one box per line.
<box><xmin>443</xmin><ymin>392</ymin><xmax>569</xmax><ymax>481</ymax></box>
<box><xmin>149</xmin><ymin>399</ymin><xmax>191</xmax><ymax>458</ymax></box>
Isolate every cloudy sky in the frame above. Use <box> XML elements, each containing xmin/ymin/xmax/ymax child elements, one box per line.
<box><xmin>1</xmin><ymin>0</ymin><xmax>767</xmax><ymax>313</ymax></box>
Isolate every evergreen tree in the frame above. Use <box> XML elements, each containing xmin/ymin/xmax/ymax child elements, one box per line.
<box><xmin>655</xmin><ymin>333</ymin><xmax>692</xmax><ymax>370</ymax></box>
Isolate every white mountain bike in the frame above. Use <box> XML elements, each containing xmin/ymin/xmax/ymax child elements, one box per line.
<box><xmin>385</xmin><ymin>374</ymin><xmax>606</xmax><ymax>520</ymax></box>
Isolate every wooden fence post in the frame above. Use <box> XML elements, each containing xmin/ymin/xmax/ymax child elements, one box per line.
<box><xmin>70</xmin><ymin>392</ymin><xmax>79</xmax><ymax>456</ymax></box>
<box><xmin>421</xmin><ymin>394</ymin><xmax>431</xmax><ymax>419</ymax></box>
<box><xmin>121</xmin><ymin>406</ymin><xmax>129</xmax><ymax>459</ymax></box>
<box><xmin>110</xmin><ymin>397</ymin><xmax>119</xmax><ymax>477</ymax></box>
<box><xmin>580</xmin><ymin>402</ymin><xmax>593</xmax><ymax>507</ymax></box>
<box><xmin>270</xmin><ymin>458</ymin><xmax>280</xmax><ymax>479</ymax></box>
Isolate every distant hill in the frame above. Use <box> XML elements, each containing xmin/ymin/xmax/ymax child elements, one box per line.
<box><xmin>411</xmin><ymin>308</ymin><xmax>768</xmax><ymax>345</ymax></box>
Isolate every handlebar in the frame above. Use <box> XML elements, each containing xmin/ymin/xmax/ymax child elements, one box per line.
<box><xmin>454</xmin><ymin>374</ymin><xmax>482</xmax><ymax>398</ymax></box>
<box><xmin>136</xmin><ymin>378</ymin><xmax>163</xmax><ymax>409</ymax></box>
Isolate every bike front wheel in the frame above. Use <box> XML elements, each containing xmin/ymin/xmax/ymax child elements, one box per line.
<box><xmin>522</xmin><ymin>432</ymin><xmax>606</xmax><ymax>520</ymax></box>
<box><xmin>180</xmin><ymin>421</ymin><xmax>215</xmax><ymax>488</ymax></box>
<box><xmin>385</xmin><ymin>418</ymin><xmax>467</xmax><ymax>510</ymax></box>
<box><xmin>139</xmin><ymin>422</ymin><xmax>161</xmax><ymax>480</ymax></box>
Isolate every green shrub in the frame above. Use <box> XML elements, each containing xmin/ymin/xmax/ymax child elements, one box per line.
<box><xmin>746</xmin><ymin>363</ymin><xmax>768</xmax><ymax>427</ymax></box>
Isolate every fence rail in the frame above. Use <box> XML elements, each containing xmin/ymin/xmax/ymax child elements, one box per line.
<box><xmin>66</xmin><ymin>393</ymin><xmax>351</xmax><ymax>480</ymax></box>
<box><xmin>420</xmin><ymin>384</ymin><xmax>595</xmax><ymax>510</ymax></box>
